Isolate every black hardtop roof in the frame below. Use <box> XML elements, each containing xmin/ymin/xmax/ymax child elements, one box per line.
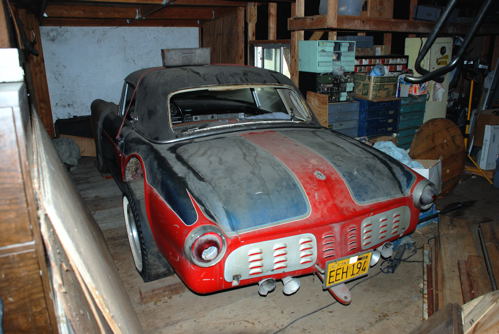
<box><xmin>128</xmin><ymin>65</ymin><xmax>298</xmax><ymax>142</ymax></box>
<box><xmin>125</xmin><ymin>65</ymin><xmax>294</xmax><ymax>93</ymax></box>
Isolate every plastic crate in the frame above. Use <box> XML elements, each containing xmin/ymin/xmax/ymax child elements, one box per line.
<box><xmin>400</xmin><ymin>102</ymin><xmax>426</xmax><ymax>114</ymax></box>
<box><xmin>358</xmin><ymin>120</ymin><xmax>398</xmax><ymax>137</ymax></box>
<box><xmin>328</xmin><ymin>101</ymin><xmax>360</xmax><ymax>122</ymax></box>
<box><xmin>357</xmin><ymin>97</ymin><xmax>401</xmax><ymax>113</ymax></box>
<box><xmin>401</xmin><ymin>95</ymin><xmax>427</xmax><ymax>105</ymax></box>
<box><xmin>397</xmin><ymin>134</ymin><xmax>414</xmax><ymax>149</ymax></box>
<box><xmin>334</xmin><ymin>127</ymin><xmax>358</xmax><ymax>137</ymax></box>
<box><xmin>398</xmin><ymin>127</ymin><xmax>419</xmax><ymax>138</ymax></box>
<box><xmin>399</xmin><ymin>111</ymin><xmax>424</xmax><ymax>129</ymax></box>
<box><xmin>299</xmin><ymin>40</ymin><xmax>356</xmax><ymax>73</ymax></box>
<box><xmin>331</xmin><ymin>119</ymin><xmax>358</xmax><ymax>130</ymax></box>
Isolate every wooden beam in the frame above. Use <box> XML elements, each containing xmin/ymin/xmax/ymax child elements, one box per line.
<box><xmin>41</xmin><ymin>18</ymin><xmax>200</xmax><ymax>27</ymax></box>
<box><xmin>288</xmin><ymin>15</ymin><xmax>497</xmax><ymax>35</ymax></box>
<box><xmin>383</xmin><ymin>32</ymin><xmax>392</xmax><ymax>54</ymax></box>
<box><xmin>367</xmin><ymin>0</ymin><xmax>393</xmax><ymax>19</ymax></box>
<box><xmin>0</xmin><ymin>0</ymin><xmax>11</xmax><ymax>47</ymax></box>
<box><xmin>246</xmin><ymin>2</ymin><xmax>257</xmax><ymax>42</ymax></box>
<box><xmin>309</xmin><ymin>31</ymin><xmax>324</xmax><ymax>40</ymax></box>
<box><xmin>409</xmin><ymin>0</ymin><xmax>418</xmax><ymax>20</ymax></box>
<box><xmin>76</xmin><ymin>0</ymin><xmax>245</xmax><ymax>6</ymax></box>
<box><xmin>17</xmin><ymin>9</ymin><xmax>54</xmax><ymax>137</ymax></box>
<box><xmin>268</xmin><ymin>2</ymin><xmax>277</xmax><ymax>40</ymax></box>
<box><xmin>290</xmin><ymin>0</ymin><xmax>304</xmax><ymax>86</ymax></box>
<box><xmin>249</xmin><ymin>39</ymin><xmax>290</xmax><ymax>45</ymax></box>
<box><xmin>45</xmin><ymin>4</ymin><xmax>214</xmax><ymax>20</ymax></box>
<box><xmin>326</xmin><ymin>0</ymin><xmax>338</xmax><ymax>27</ymax></box>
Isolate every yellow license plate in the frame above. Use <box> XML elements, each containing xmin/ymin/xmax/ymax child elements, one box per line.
<box><xmin>324</xmin><ymin>252</ymin><xmax>371</xmax><ymax>288</ymax></box>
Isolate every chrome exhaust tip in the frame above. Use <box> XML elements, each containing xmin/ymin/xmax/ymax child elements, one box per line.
<box><xmin>282</xmin><ymin>276</ymin><xmax>300</xmax><ymax>295</ymax></box>
<box><xmin>258</xmin><ymin>278</ymin><xmax>276</xmax><ymax>296</ymax></box>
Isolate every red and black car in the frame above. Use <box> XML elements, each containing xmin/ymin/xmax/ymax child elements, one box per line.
<box><xmin>91</xmin><ymin>65</ymin><xmax>435</xmax><ymax>304</ymax></box>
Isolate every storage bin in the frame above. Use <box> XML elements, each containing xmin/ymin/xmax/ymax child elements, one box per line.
<box><xmin>399</xmin><ymin>111</ymin><xmax>425</xmax><ymax>129</ymax></box>
<box><xmin>353</xmin><ymin>74</ymin><xmax>398</xmax><ymax>101</ymax></box>
<box><xmin>331</xmin><ymin>119</ymin><xmax>359</xmax><ymax>130</ymax></box>
<box><xmin>334</xmin><ymin>127</ymin><xmax>359</xmax><ymax>138</ymax></box>
<box><xmin>328</xmin><ymin>101</ymin><xmax>360</xmax><ymax>122</ymax></box>
<box><xmin>299</xmin><ymin>40</ymin><xmax>356</xmax><ymax>73</ymax></box>
<box><xmin>358</xmin><ymin>123</ymin><xmax>397</xmax><ymax>137</ymax></box>
<box><xmin>400</xmin><ymin>95</ymin><xmax>427</xmax><ymax>105</ymax></box>
<box><xmin>398</xmin><ymin>127</ymin><xmax>419</xmax><ymax>138</ymax></box>
<box><xmin>397</xmin><ymin>135</ymin><xmax>414</xmax><ymax>149</ymax></box>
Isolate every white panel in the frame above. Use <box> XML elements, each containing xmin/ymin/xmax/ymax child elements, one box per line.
<box><xmin>40</xmin><ymin>26</ymin><xmax>199</xmax><ymax>120</ymax></box>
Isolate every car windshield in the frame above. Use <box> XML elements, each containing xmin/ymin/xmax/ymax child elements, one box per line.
<box><xmin>169</xmin><ymin>85</ymin><xmax>312</xmax><ymax>135</ymax></box>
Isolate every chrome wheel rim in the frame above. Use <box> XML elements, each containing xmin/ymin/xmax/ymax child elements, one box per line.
<box><xmin>123</xmin><ymin>196</ymin><xmax>143</xmax><ymax>271</ymax></box>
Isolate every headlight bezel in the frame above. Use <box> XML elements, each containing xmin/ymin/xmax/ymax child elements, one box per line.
<box><xmin>184</xmin><ymin>225</ymin><xmax>227</xmax><ymax>267</ymax></box>
<box><xmin>412</xmin><ymin>180</ymin><xmax>437</xmax><ymax>211</ymax></box>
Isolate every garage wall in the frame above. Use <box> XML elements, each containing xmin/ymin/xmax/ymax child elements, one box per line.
<box><xmin>40</xmin><ymin>26</ymin><xmax>199</xmax><ymax>120</ymax></box>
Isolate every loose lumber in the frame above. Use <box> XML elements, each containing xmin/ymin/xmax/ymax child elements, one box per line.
<box><xmin>410</xmin><ymin>303</ymin><xmax>463</xmax><ymax>334</ymax></box>
<box><xmin>462</xmin><ymin>291</ymin><xmax>499</xmax><ymax>334</ymax></box>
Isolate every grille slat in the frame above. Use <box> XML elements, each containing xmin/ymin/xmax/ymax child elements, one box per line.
<box><xmin>321</xmin><ymin>232</ymin><xmax>336</xmax><ymax>259</ymax></box>
<box><xmin>360</xmin><ymin>207</ymin><xmax>411</xmax><ymax>250</ymax></box>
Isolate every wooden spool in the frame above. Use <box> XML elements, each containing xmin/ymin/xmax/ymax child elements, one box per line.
<box><xmin>409</xmin><ymin>118</ymin><xmax>465</xmax><ymax>195</ymax></box>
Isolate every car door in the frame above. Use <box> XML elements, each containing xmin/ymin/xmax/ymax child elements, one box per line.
<box><xmin>100</xmin><ymin>82</ymin><xmax>136</xmax><ymax>178</ymax></box>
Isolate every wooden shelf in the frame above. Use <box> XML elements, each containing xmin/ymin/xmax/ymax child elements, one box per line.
<box><xmin>288</xmin><ymin>15</ymin><xmax>498</xmax><ymax>35</ymax></box>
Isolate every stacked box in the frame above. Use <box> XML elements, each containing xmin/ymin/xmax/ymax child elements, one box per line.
<box><xmin>397</xmin><ymin>95</ymin><xmax>427</xmax><ymax>149</ymax></box>
<box><xmin>327</xmin><ymin>101</ymin><xmax>360</xmax><ymax>137</ymax></box>
<box><xmin>356</xmin><ymin>98</ymin><xmax>400</xmax><ymax>137</ymax></box>
<box><xmin>353</xmin><ymin>73</ymin><xmax>398</xmax><ymax>101</ymax></box>
<box><xmin>299</xmin><ymin>40</ymin><xmax>356</xmax><ymax>73</ymax></box>
<box><xmin>316</xmin><ymin>73</ymin><xmax>355</xmax><ymax>102</ymax></box>
<box><xmin>354</xmin><ymin>55</ymin><xmax>408</xmax><ymax>73</ymax></box>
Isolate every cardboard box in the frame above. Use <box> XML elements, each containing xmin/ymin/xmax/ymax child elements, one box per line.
<box><xmin>474</xmin><ymin>109</ymin><xmax>499</xmax><ymax>147</ymax></box>
<box><xmin>411</xmin><ymin>159</ymin><xmax>442</xmax><ymax>194</ymax></box>
<box><xmin>353</xmin><ymin>73</ymin><xmax>398</xmax><ymax>101</ymax></box>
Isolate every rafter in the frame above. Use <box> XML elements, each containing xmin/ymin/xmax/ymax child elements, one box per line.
<box><xmin>45</xmin><ymin>4</ymin><xmax>215</xmax><ymax>20</ymax></box>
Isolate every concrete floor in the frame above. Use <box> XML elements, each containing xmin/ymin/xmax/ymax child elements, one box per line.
<box><xmin>70</xmin><ymin>157</ymin><xmax>498</xmax><ymax>334</ymax></box>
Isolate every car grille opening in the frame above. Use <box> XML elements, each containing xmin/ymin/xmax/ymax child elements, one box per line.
<box><xmin>361</xmin><ymin>207</ymin><xmax>411</xmax><ymax>250</ymax></box>
<box><xmin>272</xmin><ymin>243</ymin><xmax>288</xmax><ymax>270</ymax></box>
<box><xmin>248</xmin><ymin>248</ymin><xmax>264</xmax><ymax>276</ymax></box>
<box><xmin>321</xmin><ymin>232</ymin><xmax>336</xmax><ymax>259</ymax></box>
<box><xmin>345</xmin><ymin>225</ymin><xmax>359</xmax><ymax>253</ymax></box>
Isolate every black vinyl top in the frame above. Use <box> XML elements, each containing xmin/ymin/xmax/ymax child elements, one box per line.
<box><xmin>125</xmin><ymin>65</ymin><xmax>298</xmax><ymax>142</ymax></box>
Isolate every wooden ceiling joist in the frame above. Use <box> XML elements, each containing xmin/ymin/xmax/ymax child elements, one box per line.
<box><xmin>64</xmin><ymin>0</ymin><xmax>245</xmax><ymax>6</ymax></box>
<box><xmin>41</xmin><ymin>17</ymin><xmax>200</xmax><ymax>26</ymax></box>
<box><xmin>288</xmin><ymin>14</ymin><xmax>499</xmax><ymax>36</ymax></box>
<box><xmin>44</xmin><ymin>4</ymin><xmax>215</xmax><ymax>20</ymax></box>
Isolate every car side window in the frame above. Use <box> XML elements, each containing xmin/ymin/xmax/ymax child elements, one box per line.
<box><xmin>120</xmin><ymin>83</ymin><xmax>137</xmax><ymax>121</ymax></box>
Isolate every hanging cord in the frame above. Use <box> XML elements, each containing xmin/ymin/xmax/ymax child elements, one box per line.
<box><xmin>273</xmin><ymin>247</ymin><xmax>423</xmax><ymax>334</ymax></box>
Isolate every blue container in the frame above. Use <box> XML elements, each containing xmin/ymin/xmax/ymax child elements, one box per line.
<box><xmin>494</xmin><ymin>157</ymin><xmax>499</xmax><ymax>188</ymax></box>
<box><xmin>328</xmin><ymin>101</ymin><xmax>360</xmax><ymax>123</ymax></box>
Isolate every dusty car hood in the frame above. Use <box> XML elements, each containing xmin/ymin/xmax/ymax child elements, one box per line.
<box><xmin>149</xmin><ymin>128</ymin><xmax>414</xmax><ymax>234</ymax></box>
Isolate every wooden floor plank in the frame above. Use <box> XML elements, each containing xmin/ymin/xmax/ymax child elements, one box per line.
<box><xmin>438</xmin><ymin>215</ymin><xmax>480</xmax><ymax>307</ymax></box>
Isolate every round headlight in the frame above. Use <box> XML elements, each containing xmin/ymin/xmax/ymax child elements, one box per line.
<box><xmin>184</xmin><ymin>225</ymin><xmax>227</xmax><ymax>267</ymax></box>
<box><xmin>413</xmin><ymin>181</ymin><xmax>437</xmax><ymax>211</ymax></box>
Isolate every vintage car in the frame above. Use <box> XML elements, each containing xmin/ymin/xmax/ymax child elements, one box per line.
<box><xmin>91</xmin><ymin>64</ymin><xmax>435</xmax><ymax>304</ymax></box>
